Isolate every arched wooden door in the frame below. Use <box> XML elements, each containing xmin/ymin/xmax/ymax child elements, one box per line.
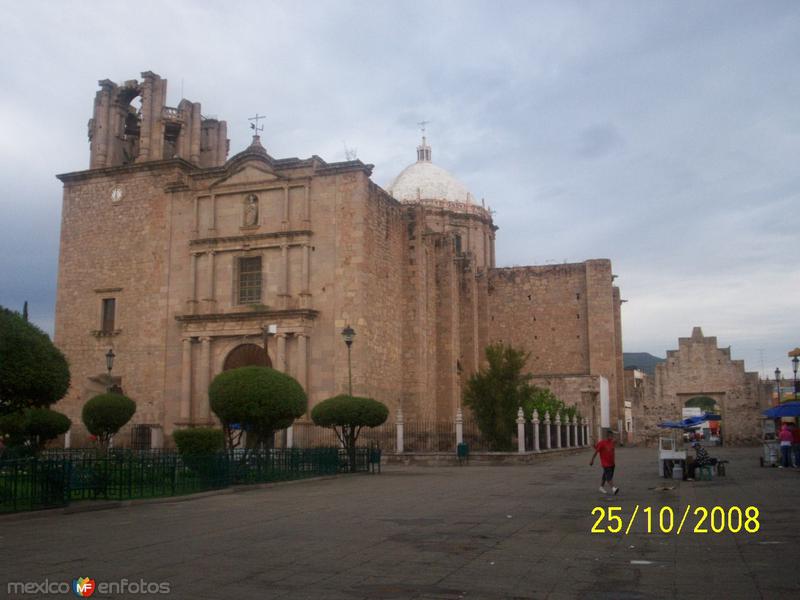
<box><xmin>223</xmin><ymin>343</ymin><xmax>271</xmax><ymax>371</ymax></box>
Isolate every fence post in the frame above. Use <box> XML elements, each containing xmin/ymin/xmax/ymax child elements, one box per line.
<box><xmin>544</xmin><ymin>411</ymin><xmax>551</xmax><ymax>450</ymax></box>
<box><xmin>532</xmin><ymin>409</ymin><xmax>540</xmax><ymax>451</ymax></box>
<box><xmin>516</xmin><ymin>407</ymin><xmax>526</xmax><ymax>453</ymax></box>
<box><xmin>455</xmin><ymin>407</ymin><xmax>463</xmax><ymax>447</ymax></box>
<box><xmin>555</xmin><ymin>412</ymin><xmax>562</xmax><ymax>449</ymax></box>
<box><xmin>396</xmin><ymin>406</ymin><xmax>404</xmax><ymax>454</ymax></box>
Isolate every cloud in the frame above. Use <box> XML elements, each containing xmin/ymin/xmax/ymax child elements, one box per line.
<box><xmin>0</xmin><ymin>0</ymin><xmax>798</xmax><ymax>378</ymax></box>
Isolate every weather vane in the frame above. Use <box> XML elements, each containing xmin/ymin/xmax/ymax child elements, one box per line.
<box><xmin>417</xmin><ymin>120</ymin><xmax>430</xmax><ymax>135</ymax></box>
<box><xmin>249</xmin><ymin>113</ymin><xmax>265</xmax><ymax>135</ymax></box>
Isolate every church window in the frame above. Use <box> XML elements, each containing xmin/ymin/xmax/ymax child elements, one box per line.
<box><xmin>237</xmin><ymin>256</ymin><xmax>262</xmax><ymax>304</ymax></box>
<box><xmin>101</xmin><ymin>298</ymin><xmax>116</xmax><ymax>333</ymax></box>
<box><xmin>454</xmin><ymin>234</ymin><xmax>462</xmax><ymax>255</ymax></box>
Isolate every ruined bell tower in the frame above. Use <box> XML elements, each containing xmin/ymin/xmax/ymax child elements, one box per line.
<box><xmin>88</xmin><ymin>71</ymin><xmax>228</xmax><ymax>169</ymax></box>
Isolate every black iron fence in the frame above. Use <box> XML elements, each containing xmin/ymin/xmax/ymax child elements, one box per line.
<box><xmin>0</xmin><ymin>447</ymin><xmax>370</xmax><ymax>515</ymax></box>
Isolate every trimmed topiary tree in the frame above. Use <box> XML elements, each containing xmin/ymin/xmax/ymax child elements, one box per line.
<box><xmin>0</xmin><ymin>408</ymin><xmax>72</xmax><ymax>455</ymax></box>
<box><xmin>0</xmin><ymin>306</ymin><xmax>70</xmax><ymax>415</ymax></box>
<box><xmin>209</xmin><ymin>367</ymin><xmax>306</xmax><ymax>456</ymax></box>
<box><xmin>173</xmin><ymin>427</ymin><xmax>225</xmax><ymax>456</ymax></box>
<box><xmin>311</xmin><ymin>394</ymin><xmax>388</xmax><ymax>472</ymax></box>
<box><xmin>82</xmin><ymin>393</ymin><xmax>136</xmax><ymax>451</ymax></box>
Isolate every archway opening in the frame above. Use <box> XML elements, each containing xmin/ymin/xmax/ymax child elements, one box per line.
<box><xmin>223</xmin><ymin>343</ymin><xmax>271</xmax><ymax>371</ymax></box>
<box><xmin>684</xmin><ymin>396</ymin><xmax>722</xmax><ymax>445</ymax></box>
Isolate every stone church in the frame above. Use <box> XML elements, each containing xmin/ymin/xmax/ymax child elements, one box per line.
<box><xmin>54</xmin><ymin>71</ymin><xmax>625</xmax><ymax>447</ymax></box>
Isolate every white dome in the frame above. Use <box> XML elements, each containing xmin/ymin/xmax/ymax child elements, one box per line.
<box><xmin>385</xmin><ymin>137</ymin><xmax>474</xmax><ymax>204</ymax></box>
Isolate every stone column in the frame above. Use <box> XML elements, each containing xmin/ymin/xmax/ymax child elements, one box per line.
<box><xmin>189</xmin><ymin>253</ymin><xmax>199</xmax><ymax>314</ymax></box>
<box><xmin>190</xmin><ymin>102</ymin><xmax>201</xmax><ymax>164</ymax></box>
<box><xmin>303</xmin><ymin>184</ymin><xmax>311</xmax><ymax>224</ymax></box>
<box><xmin>276</xmin><ymin>334</ymin><xmax>287</xmax><ymax>372</ymax></box>
<box><xmin>206</xmin><ymin>250</ymin><xmax>216</xmax><ymax>311</ymax></box>
<box><xmin>296</xmin><ymin>333</ymin><xmax>308</xmax><ymax>391</ymax></box>
<box><xmin>544</xmin><ymin>411</ymin><xmax>551</xmax><ymax>450</ymax></box>
<box><xmin>585</xmin><ymin>420</ymin><xmax>590</xmax><ymax>446</ymax></box>
<box><xmin>572</xmin><ymin>416</ymin><xmax>578</xmax><ymax>448</ymax></box>
<box><xmin>516</xmin><ymin>407</ymin><xmax>526</xmax><ymax>453</ymax></box>
<box><xmin>281</xmin><ymin>244</ymin><xmax>289</xmax><ymax>309</ymax></box>
<box><xmin>64</xmin><ymin>429</ymin><xmax>71</xmax><ymax>449</ymax></box>
<box><xmin>180</xmin><ymin>337</ymin><xmax>192</xmax><ymax>420</ymax></box>
<box><xmin>286</xmin><ymin>426</ymin><xmax>294</xmax><ymax>449</ymax></box>
<box><xmin>282</xmin><ymin>186</ymin><xmax>290</xmax><ymax>230</ymax></box>
<box><xmin>455</xmin><ymin>407</ymin><xmax>463</xmax><ymax>446</ymax></box>
<box><xmin>532</xmin><ymin>409</ymin><xmax>540</xmax><ymax>451</ymax></box>
<box><xmin>555</xmin><ymin>412</ymin><xmax>562</xmax><ymax>449</ymax></box>
<box><xmin>209</xmin><ymin>194</ymin><xmax>217</xmax><ymax>232</ymax></box>
<box><xmin>198</xmin><ymin>337</ymin><xmax>211</xmax><ymax>421</ymax></box>
<box><xmin>396</xmin><ymin>407</ymin><xmax>404</xmax><ymax>453</ymax></box>
<box><xmin>192</xmin><ymin>197</ymin><xmax>200</xmax><ymax>233</ymax></box>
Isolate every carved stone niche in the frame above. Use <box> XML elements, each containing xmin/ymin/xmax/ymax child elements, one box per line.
<box><xmin>242</xmin><ymin>193</ymin><xmax>259</xmax><ymax>228</ymax></box>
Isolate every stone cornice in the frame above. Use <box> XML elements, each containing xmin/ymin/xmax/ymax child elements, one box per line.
<box><xmin>175</xmin><ymin>308</ymin><xmax>319</xmax><ymax>323</ymax></box>
<box><xmin>57</xmin><ymin>158</ymin><xmax>195</xmax><ymax>183</ymax></box>
<box><xmin>189</xmin><ymin>229</ymin><xmax>312</xmax><ymax>247</ymax></box>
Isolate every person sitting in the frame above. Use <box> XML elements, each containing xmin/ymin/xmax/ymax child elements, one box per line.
<box><xmin>687</xmin><ymin>442</ymin><xmax>717</xmax><ymax>480</ymax></box>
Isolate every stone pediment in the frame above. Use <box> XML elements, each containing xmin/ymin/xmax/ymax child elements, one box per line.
<box><xmin>211</xmin><ymin>163</ymin><xmax>284</xmax><ymax>190</ymax></box>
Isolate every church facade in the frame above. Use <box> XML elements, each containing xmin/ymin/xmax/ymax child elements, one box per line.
<box><xmin>54</xmin><ymin>72</ymin><xmax>625</xmax><ymax>447</ymax></box>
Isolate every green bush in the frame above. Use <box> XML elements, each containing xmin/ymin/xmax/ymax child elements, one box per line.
<box><xmin>209</xmin><ymin>367</ymin><xmax>306</xmax><ymax>451</ymax></box>
<box><xmin>463</xmin><ymin>343</ymin><xmax>532</xmax><ymax>451</ymax></box>
<box><xmin>311</xmin><ymin>394</ymin><xmax>388</xmax><ymax>472</ymax></box>
<box><xmin>173</xmin><ymin>427</ymin><xmax>225</xmax><ymax>456</ymax></box>
<box><xmin>24</xmin><ymin>407</ymin><xmax>71</xmax><ymax>449</ymax></box>
<box><xmin>0</xmin><ymin>407</ymin><xmax>71</xmax><ymax>453</ymax></box>
<box><xmin>0</xmin><ymin>306</ymin><xmax>70</xmax><ymax>415</ymax></box>
<box><xmin>82</xmin><ymin>393</ymin><xmax>136</xmax><ymax>449</ymax></box>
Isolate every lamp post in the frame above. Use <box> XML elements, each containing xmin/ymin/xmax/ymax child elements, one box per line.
<box><xmin>775</xmin><ymin>367</ymin><xmax>781</xmax><ymax>405</ymax></box>
<box><xmin>341</xmin><ymin>325</ymin><xmax>355</xmax><ymax>397</ymax></box>
<box><xmin>105</xmin><ymin>348</ymin><xmax>116</xmax><ymax>393</ymax></box>
<box><xmin>793</xmin><ymin>357</ymin><xmax>799</xmax><ymax>401</ymax></box>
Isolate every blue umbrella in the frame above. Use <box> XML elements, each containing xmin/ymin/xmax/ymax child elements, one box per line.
<box><xmin>763</xmin><ymin>402</ymin><xmax>800</xmax><ymax>419</ymax></box>
<box><xmin>658</xmin><ymin>412</ymin><xmax>722</xmax><ymax>429</ymax></box>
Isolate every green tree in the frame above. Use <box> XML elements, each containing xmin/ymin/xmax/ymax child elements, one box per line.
<box><xmin>0</xmin><ymin>306</ymin><xmax>70</xmax><ymax>415</ymax></box>
<box><xmin>463</xmin><ymin>343</ymin><xmax>533</xmax><ymax>451</ymax></box>
<box><xmin>173</xmin><ymin>427</ymin><xmax>225</xmax><ymax>456</ymax></box>
<box><xmin>82</xmin><ymin>393</ymin><xmax>136</xmax><ymax>450</ymax></box>
<box><xmin>0</xmin><ymin>408</ymin><xmax>71</xmax><ymax>456</ymax></box>
<box><xmin>521</xmin><ymin>387</ymin><xmax>577</xmax><ymax>422</ymax></box>
<box><xmin>209</xmin><ymin>367</ymin><xmax>306</xmax><ymax>456</ymax></box>
<box><xmin>311</xmin><ymin>394</ymin><xmax>389</xmax><ymax>472</ymax></box>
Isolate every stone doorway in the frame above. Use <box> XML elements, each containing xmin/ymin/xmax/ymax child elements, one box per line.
<box><xmin>683</xmin><ymin>394</ymin><xmax>723</xmax><ymax>445</ymax></box>
<box><xmin>223</xmin><ymin>343</ymin><xmax>271</xmax><ymax>371</ymax></box>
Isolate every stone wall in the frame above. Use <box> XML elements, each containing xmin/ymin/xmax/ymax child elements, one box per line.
<box><xmin>638</xmin><ymin>327</ymin><xmax>764</xmax><ymax>445</ymax></box>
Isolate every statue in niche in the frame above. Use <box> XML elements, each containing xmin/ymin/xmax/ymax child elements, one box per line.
<box><xmin>244</xmin><ymin>194</ymin><xmax>259</xmax><ymax>226</ymax></box>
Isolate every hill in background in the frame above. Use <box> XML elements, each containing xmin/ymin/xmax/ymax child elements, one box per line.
<box><xmin>623</xmin><ymin>352</ymin><xmax>666</xmax><ymax>376</ymax></box>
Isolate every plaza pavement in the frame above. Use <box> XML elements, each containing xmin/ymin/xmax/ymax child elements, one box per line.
<box><xmin>1</xmin><ymin>446</ymin><xmax>798</xmax><ymax>599</ymax></box>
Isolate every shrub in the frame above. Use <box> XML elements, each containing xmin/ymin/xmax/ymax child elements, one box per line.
<box><xmin>209</xmin><ymin>367</ymin><xmax>306</xmax><ymax>453</ymax></box>
<box><xmin>0</xmin><ymin>306</ymin><xmax>70</xmax><ymax>415</ymax></box>
<box><xmin>463</xmin><ymin>343</ymin><xmax>532</xmax><ymax>451</ymax></box>
<box><xmin>311</xmin><ymin>394</ymin><xmax>388</xmax><ymax>472</ymax></box>
<box><xmin>82</xmin><ymin>393</ymin><xmax>136</xmax><ymax>450</ymax></box>
<box><xmin>173</xmin><ymin>427</ymin><xmax>225</xmax><ymax>456</ymax></box>
<box><xmin>24</xmin><ymin>407</ymin><xmax>71</xmax><ymax>450</ymax></box>
<box><xmin>0</xmin><ymin>408</ymin><xmax>71</xmax><ymax>453</ymax></box>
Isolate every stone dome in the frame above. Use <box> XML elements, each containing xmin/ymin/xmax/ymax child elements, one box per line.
<box><xmin>385</xmin><ymin>136</ymin><xmax>474</xmax><ymax>204</ymax></box>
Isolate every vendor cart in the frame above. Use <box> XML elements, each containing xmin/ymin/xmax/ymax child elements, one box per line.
<box><xmin>759</xmin><ymin>418</ymin><xmax>778</xmax><ymax>467</ymax></box>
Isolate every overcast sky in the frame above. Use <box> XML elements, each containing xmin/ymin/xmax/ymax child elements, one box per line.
<box><xmin>1</xmin><ymin>1</ymin><xmax>797</xmax><ymax>378</ymax></box>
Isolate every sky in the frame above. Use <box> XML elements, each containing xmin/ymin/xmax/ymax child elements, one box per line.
<box><xmin>0</xmin><ymin>0</ymin><xmax>797</xmax><ymax>379</ymax></box>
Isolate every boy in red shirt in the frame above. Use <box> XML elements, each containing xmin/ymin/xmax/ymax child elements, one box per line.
<box><xmin>590</xmin><ymin>429</ymin><xmax>619</xmax><ymax>495</ymax></box>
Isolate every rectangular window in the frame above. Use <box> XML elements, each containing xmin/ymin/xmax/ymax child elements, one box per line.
<box><xmin>101</xmin><ymin>298</ymin><xmax>116</xmax><ymax>332</ymax></box>
<box><xmin>238</xmin><ymin>256</ymin><xmax>262</xmax><ymax>304</ymax></box>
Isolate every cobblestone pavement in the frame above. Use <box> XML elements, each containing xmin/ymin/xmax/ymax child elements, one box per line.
<box><xmin>1</xmin><ymin>447</ymin><xmax>798</xmax><ymax>599</ymax></box>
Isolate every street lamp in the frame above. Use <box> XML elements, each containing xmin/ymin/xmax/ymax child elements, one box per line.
<box><xmin>775</xmin><ymin>367</ymin><xmax>781</xmax><ymax>404</ymax></box>
<box><xmin>341</xmin><ymin>325</ymin><xmax>355</xmax><ymax>397</ymax></box>
<box><xmin>105</xmin><ymin>348</ymin><xmax>116</xmax><ymax>393</ymax></box>
<box><xmin>793</xmin><ymin>356</ymin><xmax>799</xmax><ymax>401</ymax></box>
